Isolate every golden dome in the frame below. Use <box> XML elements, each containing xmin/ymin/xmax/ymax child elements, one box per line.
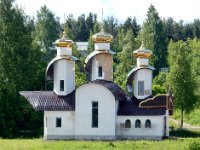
<box><xmin>92</xmin><ymin>28</ymin><xmax>113</xmax><ymax>43</ymax></box>
<box><xmin>55</xmin><ymin>31</ymin><xmax>74</xmax><ymax>47</ymax></box>
<box><xmin>133</xmin><ymin>44</ymin><xmax>153</xmax><ymax>58</ymax></box>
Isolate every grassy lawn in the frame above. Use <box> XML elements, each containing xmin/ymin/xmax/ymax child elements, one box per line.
<box><xmin>0</xmin><ymin>137</ymin><xmax>200</xmax><ymax>150</ymax></box>
<box><xmin>173</xmin><ymin>108</ymin><xmax>200</xmax><ymax>126</ymax></box>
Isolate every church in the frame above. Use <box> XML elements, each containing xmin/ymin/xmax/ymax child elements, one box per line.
<box><xmin>20</xmin><ymin>28</ymin><xmax>173</xmax><ymax>140</ymax></box>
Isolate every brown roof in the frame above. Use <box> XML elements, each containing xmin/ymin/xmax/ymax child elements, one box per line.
<box><xmin>117</xmin><ymin>98</ymin><xmax>166</xmax><ymax>116</ymax></box>
<box><xmin>91</xmin><ymin>80</ymin><xmax>126</xmax><ymax>101</ymax></box>
<box><xmin>139</xmin><ymin>92</ymin><xmax>174</xmax><ymax>115</ymax></box>
<box><xmin>139</xmin><ymin>94</ymin><xmax>168</xmax><ymax>108</ymax></box>
<box><xmin>20</xmin><ymin>91</ymin><xmax>75</xmax><ymax>111</ymax></box>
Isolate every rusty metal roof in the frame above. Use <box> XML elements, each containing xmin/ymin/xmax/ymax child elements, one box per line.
<box><xmin>126</xmin><ymin>66</ymin><xmax>155</xmax><ymax>93</ymax></box>
<box><xmin>46</xmin><ymin>56</ymin><xmax>78</xmax><ymax>81</ymax></box>
<box><xmin>20</xmin><ymin>91</ymin><xmax>75</xmax><ymax>111</ymax></box>
<box><xmin>84</xmin><ymin>50</ymin><xmax>115</xmax><ymax>74</ymax></box>
<box><xmin>92</xmin><ymin>80</ymin><xmax>126</xmax><ymax>101</ymax></box>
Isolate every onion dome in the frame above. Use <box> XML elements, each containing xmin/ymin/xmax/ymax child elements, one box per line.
<box><xmin>133</xmin><ymin>44</ymin><xmax>153</xmax><ymax>58</ymax></box>
<box><xmin>55</xmin><ymin>31</ymin><xmax>74</xmax><ymax>47</ymax></box>
<box><xmin>92</xmin><ymin>28</ymin><xmax>113</xmax><ymax>43</ymax></box>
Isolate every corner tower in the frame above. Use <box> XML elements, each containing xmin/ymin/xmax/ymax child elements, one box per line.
<box><xmin>126</xmin><ymin>44</ymin><xmax>155</xmax><ymax>99</ymax></box>
<box><xmin>46</xmin><ymin>32</ymin><xmax>78</xmax><ymax>96</ymax></box>
<box><xmin>85</xmin><ymin>28</ymin><xmax>115</xmax><ymax>81</ymax></box>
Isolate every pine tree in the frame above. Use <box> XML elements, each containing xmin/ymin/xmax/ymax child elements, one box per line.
<box><xmin>142</xmin><ymin>5</ymin><xmax>168</xmax><ymax>76</ymax></box>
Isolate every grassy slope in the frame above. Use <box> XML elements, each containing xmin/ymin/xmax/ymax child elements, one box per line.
<box><xmin>0</xmin><ymin>138</ymin><xmax>200</xmax><ymax>150</ymax></box>
<box><xmin>173</xmin><ymin>109</ymin><xmax>200</xmax><ymax>126</ymax></box>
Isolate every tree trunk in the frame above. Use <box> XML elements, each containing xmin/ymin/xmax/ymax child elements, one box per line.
<box><xmin>181</xmin><ymin>109</ymin><xmax>184</xmax><ymax>129</ymax></box>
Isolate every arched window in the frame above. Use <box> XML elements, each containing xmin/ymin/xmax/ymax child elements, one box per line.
<box><xmin>145</xmin><ymin>119</ymin><xmax>151</xmax><ymax>128</ymax></box>
<box><xmin>135</xmin><ymin>119</ymin><xmax>141</xmax><ymax>128</ymax></box>
<box><xmin>125</xmin><ymin>119</ymin><xmax>131</xmax><ymax>128</ymax></box>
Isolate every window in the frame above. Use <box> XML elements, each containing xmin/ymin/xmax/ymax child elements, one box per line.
<box><xmin>135</xmin><ymin>119</ymin><xmax>141</xmax><ymax>128</ymax></box>
<box><xmin>125</xmin><ymin>119</ymin><xmax>131</xmax><ymax>128</ymax></box>
<box><xmin>145</xmin><ymin>119</ymin><xmax>151</xmax><ymax>128</ymax></box>
<box><xmin>92</xmin><ymin>102</ymin><xmax>98</xmax><ymax>128</ymax></box>
<box><xmin>138</xmin><ymin>81</ymin><xmax>144</xmax><ymax>96</ymax></box>
<box><xmin>60</xmin><ymin>80</ymin><xmax>64</xmax><ymax>91</ymax></box>
<box><xmin>98</xmin><ymin>66</ymin><xmax>102</xmax><ymax>77</ymax></box>
<box><xmin>56</xmin><ymin>117</ymin><xmax>62</xmax><ymax>127</ymax></box>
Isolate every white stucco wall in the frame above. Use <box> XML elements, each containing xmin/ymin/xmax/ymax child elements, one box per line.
<box><xmin>137</xmin><ymin>58</ymin><xmax>149</xmax><ymax>66</ymax></box>
<box><xmin>54</xmin><ymin>59</ymin><xmax>75</xmax><ymax>96</ymax></box>
<box><xmin>44</xmin><ymin>111</ymin><xmax>75</xmax><ymax>139</ymax></box>
<box><xmin>116</xmin><ymin>114</ymin><xmax>168</xmax><ymax>139</ymax></box>
<box><xmin>75</xmin><ymin>83</ymin><xmax>116</xmax><ymax>139</ymax></box>
<box><xmin>91</xmin><ymin>57</ymin><xmax>104</xmax><ymax>81</ymax></box>
<box><xmin>134</xmin><ymin>69</ymin><xmax>152</xmax><ymax>99</ymax></box>
<box><xmin>95</xmin><ymin>43</ymin><xmax>110</xmax><ymax>50</ymax></box>
<box><xmin>57</xmin><ymin>47</ymin><xmax>72</xmax><ymax>56</ymax></box>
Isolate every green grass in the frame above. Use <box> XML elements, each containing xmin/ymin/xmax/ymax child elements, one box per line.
<box><xmin>0</xmin><ymin>137</ymin><xmax>200</xmax><ymax>150</ymax></box>
<box><xmin>174</xmin><ymin>108</ymin><xmax>200</xmax><ymax>126</ymax></box>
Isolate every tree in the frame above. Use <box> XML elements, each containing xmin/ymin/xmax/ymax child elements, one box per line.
<box><xmin>114</xmin><ymin>30</ymin><xmax>136</xmax><ymax>90</ymax></box>
<box><xmin>104</xmin><ymin>16</ymin><xmax>118</xmax><ymax>37</ymax></box>
<box><xmin>167</xmin><ymin>40</ymin><xmax>197</xmax><ymax>128</ymax></box>
<box><xmin>123</xmin><ymin>17</ymin><xmax>140</xmax><ymax>37</ymax></box>
<box><xmin>142</xmin><ymin>5</ymin><xmax>168</xmax><ymax>76</ymax></box>
<box><xmin>189</xmin><ymin>38</ymin><xmax>200</xmax><ymax>106</ymax></box>
<box><xmin>77</xmin><ymin>14</ymin><xmax>87</xmax><ymax>41</ymax></box>
<box><xmin>192</xmin><ymin>19</ymin><xmax>200</xmax><ymax>39</ymax></box>
<box><xmin>34</xmin><ymin>5</ymin><xmax>61</xmax><ymax>62</ymax></box>
<box><xmin>0</xmin><ymin>0</ymin><xmax>43</xmax><ymax>137</ymax></box>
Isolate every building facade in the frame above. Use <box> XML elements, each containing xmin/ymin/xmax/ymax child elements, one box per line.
<box><xmin>20</xmin><ymin>29</ymin><xmax>173</xmax><ymax>140</ymax></box>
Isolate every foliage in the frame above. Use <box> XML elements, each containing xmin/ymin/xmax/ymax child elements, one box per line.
<box><xmin>173</xmin><ymin>108</ymin><xmax>200</xmax><ymax>126</ymax></box>
<box><xmin>152</xmin><ymin>85</ymin><xmax>166</xmax><ymax>95</ymax></box>
<box><xmin>167</xmin><ymin>40</ymin><xmax>197</xmax><ymax>128</ymax></box>
<box><xmin>114</xmin><ymin>30</ymin><xmax>136</xmax><ymax>90</ymax></box>
<box><xmin>0</xmin><ymin>0</ymin><xmax>43</xmax><ymax>138</ymax></box>
<box><xmin>34</xmin><ymin>5</ymin><xmax>61</xmax><ymax>62</ymax></box>
<box><xmin>1</xmin><ymin>1</ymin><xmax>200</xmax><ymax>138</ymax></box>
<box><xmin>72</xmin><ymin>46</ymin><xmax>86</xmax><ymax>86</ymax></box>
<box><xmin>142</xmin><ymin>4</ymin><xmax>168</xmax><ymax>76</ymax></box>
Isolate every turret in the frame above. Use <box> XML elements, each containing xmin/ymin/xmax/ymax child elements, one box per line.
<box><xmin>46</xmin><ymin>32</ymin><xmax>77</xmax><ymax>96</ymax></box>
<box><xmin>85</xmin><ymin>28</ymin><xmax>115</xmax><ymax>81</ymax></box>
<box><xmin>126</xmin><ymin>44</ymin><xmax>154</xmax><ymax>99</ymax></box>
<box><xmin>55</xmin><ymin>31</ymin><xmax>73</xmax><ymax>56</ymax></box>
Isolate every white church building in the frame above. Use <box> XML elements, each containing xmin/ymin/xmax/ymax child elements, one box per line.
<box><xmin>20</xmin><ymin>29</ymin><xmax>173</xmax><ymax>140</ymax></box>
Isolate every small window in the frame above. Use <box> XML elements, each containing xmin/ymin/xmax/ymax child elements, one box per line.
<box><xmin>56</xmin><ymin>117</ymin><xmax>62</xmax><ymax>127</ymax></box>
<box><xmin>98</xmin><ymin>66</ymin><xmax>102</xmax><ymax>77</ymax></box>
<box><xmin>60</xmin><ymin>80</ymin><xmax>64</xmax><ymax>91</ymax></box>
<box><xmin>145</xmin><ymin>119</ymin><xmax>151</xmax><ymax>128</ymax></box>
<box><xmin>135</xmin><ymin>119</ymin><xmax>141</xmax><ymax>128</ymax></box>
<box><xmin>138</xmin><ymin>81</ymin><xmax>144</xmax><ymax>96</ymax></box>
<box><xmin>125</xmin><ymin>119</ymin><xmax>131</xmax><ymax>128</ymax></box>
<box><xmin>92</xmin><ymin>102</ymin><xmax>98</xmax><ymax>128</ymax></box>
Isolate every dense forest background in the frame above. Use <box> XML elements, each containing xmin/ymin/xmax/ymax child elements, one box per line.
<box><xmin>0</xmin><ymin>0</ymin><xmax>200</xmax><ymax>137</ymax></box>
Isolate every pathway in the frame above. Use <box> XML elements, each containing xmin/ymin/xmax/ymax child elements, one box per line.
<box><xmin>170</xmin><ymin>118</ymin><xmax>200</xmax><ymax>130</ymax></box>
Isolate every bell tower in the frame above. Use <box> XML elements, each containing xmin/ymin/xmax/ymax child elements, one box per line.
<box><xmin>127</xmin><ymin>44</ymin><xmax>154</xmax><ymax>99</ymax></box>
<box><xmin>85</xmin><ymin>27</ymin><xmax>115</xmax><ymax>81</ymax></box>
<box><xmin>46</xmin><ymin>32</ymin><xmax>77</xmax><ymax>96</ymax></box>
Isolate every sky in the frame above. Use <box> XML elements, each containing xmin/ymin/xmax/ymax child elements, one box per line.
<box><xmin>15</xmin><ymin>0</ymin><xmax>200</xmax><ymax>24</ymax></box>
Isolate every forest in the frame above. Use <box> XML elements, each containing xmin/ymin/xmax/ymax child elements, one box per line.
<box><xmin>0</xmin><ymin>0</ymin><xmax>200</xmax><ymax>138</ymax></box>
